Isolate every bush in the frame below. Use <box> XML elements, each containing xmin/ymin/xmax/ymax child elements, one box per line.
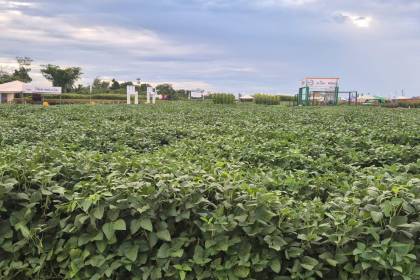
<box><xmin>255</xmin><ymin>94</ymin><xmax>281</xmax><ymax>105</ymax></box>
<box><xmin>398</xmin><ymin>101</ymin><xmax>420</xmax><ymax>108</ymax></box>
<box><xmin>382</xmin><ymin>101</ymin><xmax>420</xmax><ymax>109</ymax></box>
<box><xmin>43</xmin><ymin>94</ymin><xmax>128</xmax><ymax>100</ymax></box>
<box><xmin>0</xmin><ymin>104</ymin><xmax>419</xmax><ymax>280</ymax></box>
<box><xmin>212</xmin><ymin>93</ymin><xmax>235</xmax><ymax>104</ymax></box>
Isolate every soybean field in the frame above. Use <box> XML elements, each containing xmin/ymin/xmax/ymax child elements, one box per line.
<box><xmin>0</xmin><ymin>103</ymin><xmax>419</xmax><ymax>280</ymax></box>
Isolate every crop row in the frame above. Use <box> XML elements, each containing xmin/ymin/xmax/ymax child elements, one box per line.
<box><xmin>0</xmin><ymin>103</ymin><xmax>419</xmax><ymax>279</ymax></box>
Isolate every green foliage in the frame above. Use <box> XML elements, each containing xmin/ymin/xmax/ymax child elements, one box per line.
<box><xmin>41</xmin><ymin>93</ymin><xmax>128</xmax><ymax>100</ymax></box>
<box><xmin>254</xmin><ymin>94</ymin><xmax>294</xmax><ymax>105</ymax></box>
<box><xmin>41</xmin><ymin>64</ymin><xmax>82</xmax><ymax>93</ymax></box>
<box><xmin>382</xmin><ymin>101</ymin><xmax>420</xmax><ymax>109</ymax></box>
<box><xmin>0</xmin><ymin>56</ymin><xmax>32</xmax><ymax>83</ymax></box>
<box><xmin>0</xmin><ymin>103</ymin><xmax>419</xmax><ymax>280</ymax></box>
<box><xmin>154</xmin><ymin>84</ymin><xmax>190</xmax><ymax>100</ymax></box>
<box><xmin>255</xmin><ymin>94</ymin><xmax>281</xmax><ymax>105</ymax></box>
<box><xmin>110</xmin><ymin>79</ymin><xmax>121</xmax><ymax>90</ymax></box>
<box><xmin>212</xmin><ymin>93</ymin><xmax>235</xmax><ymax>104</ymax></box>
<box><xmin>11</xmin><ymin>67</ymin><xmax>32</xmax><ymax>83</ymax></box>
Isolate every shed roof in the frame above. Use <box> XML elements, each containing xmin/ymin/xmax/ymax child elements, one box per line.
<box><xmin>0</xmin><ymin>81</ymin><xmax>26</xmax><ymax>93</ymax></box>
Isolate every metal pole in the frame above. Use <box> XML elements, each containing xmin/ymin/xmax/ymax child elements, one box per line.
<box><xmin>89</xmin><ymin>84</ymin><xmax>92</xmax><ymax>104</ymax></box>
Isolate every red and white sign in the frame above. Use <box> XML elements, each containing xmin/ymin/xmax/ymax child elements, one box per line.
<box><xmin>301</xmin><ymin>78</ymin><xmax>339</xmax><ymax>91</ymax></box>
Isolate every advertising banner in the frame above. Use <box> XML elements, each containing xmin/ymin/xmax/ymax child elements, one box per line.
<box><xmin>23</xmin><ymin>85</ymin><xmax>62</xmax><ymax>94</ymax></box>
<box><xmin>127</xmin><ymin>85</ymin><xmax>137</xmax><ymax>96</ymax></box>
<box><xmin>302</xmin><ymin>78</ymin><xmax>339</xmax><ymax>91</ymax></box>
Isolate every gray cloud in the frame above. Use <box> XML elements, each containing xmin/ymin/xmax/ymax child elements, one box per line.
<box><xmin>0</xmin><ymin>0</ymin><xmax>419</xmax><ymax>95</ymax></box>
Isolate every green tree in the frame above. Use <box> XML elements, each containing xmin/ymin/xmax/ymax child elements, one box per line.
<box><xmin>0</xmin><ymin>71</ymin><xmax>12</xmax><ymax>83</ymax></box>
<box><xmin>13</xmin><ymin>56</ymin><xmax>32</xmax><ymax>82</ymax></box>
<box><xmin>110</xmin><ymin>79</ymin><xmax>120</xmax><ymax>90</ymax></box>
<box><xmin>0</xmin><ymin>57</ymin><xmax>32</xmax><ymax>83</ymax></box>
<box><xmin>139</xmin><ymin>83</ymin><xmax>151</xmax><ymax>92</ymax></box>
<box><xmin>12</xmin><ymin>67</ymin><xmax>32</xmax><ymax>83</ymax></box>
<box><xmin>92</xmin><ymin>78</ymin><xmax>110</xmax><ymax>93</ymax></box>
<box><xmin>175</xmin><ymin>89</ymin><xmax>189</xmax><ymax>100</ymax></box>
<box><xmin>156</xmin><ymin>83</ymin><xmax>176</xmax><ymax>99</ymax></box>
<box><xmin>120</xmin><ymin>81</ymin><xmax>133</xmax><ymax>87</ymax></box>
<box><xmin>40</xmin><ymin>64</ymin><xmax>82</xmax><ymax>93</ymax></box>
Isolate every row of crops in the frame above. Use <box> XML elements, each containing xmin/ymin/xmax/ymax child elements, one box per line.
<box><xmin>0</xmin><ymin>103</ymin><xmax>419</xmax><ymax>279</ymax></box>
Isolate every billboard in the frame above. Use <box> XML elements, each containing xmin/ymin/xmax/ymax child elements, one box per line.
<box><xmin>23</xmin><ymin>85</ymin><xmax>62</xmax><ymax>94</ymax></box>
<box><xmin>301</xmin><ymin>78</ymin><xmax>339</xmax><ymax>91</ymax></box>
<box><xmin>127</xmin><ymin>85</ymin><xmax>137</xmax><ymax>95</ymax></box>
<box><xmin>191</xmin><ymin>91</ymin><xmax>203</xmax><ymax>98</ymax></box>
<box><xmin>147</xmin><ymin>87</ymin><xmax>156</xmax><ymax>95</ymax></box>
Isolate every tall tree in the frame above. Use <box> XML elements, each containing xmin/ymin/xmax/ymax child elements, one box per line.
<box><xmin>12</xmin><ymin>67</ymin><xmax>32</xmax><ymax>83</ymax></box>
<box><xmin>0</xmin><ymin>57</ymin><xmax>33</xmax><ymax>83</ymax></box>
<box><xmin>93</xmin><ymin>78</ymin><xmax>110</xmax><ymax>90</ymax></box>
<box><xmin>0</xmin><ymin>71</ymin><xmax>12</xmax><ymax>83</ymax></box>
<box><xmin>110</xmin><ymin>79</ymin><xmax>120</xmax><ymax>90</ymax></box>
<box><xmin>13</xmin><ymin>56</ymin><xmax>32</xmax><ymax>82</ymax></box>
<box><xmin>41</xmin><ymin>64</ymin><xmax>82</xmax><ymax>92</ymax></box>
<box><xmin>156</xmin><ymin>83</ymin><xmax>176</xmax><ymax>99</ymax></box>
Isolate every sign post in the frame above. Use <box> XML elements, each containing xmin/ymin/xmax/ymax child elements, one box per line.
<box><xmin>298</xmin><ymin>78</ymin><xmax>340</xmax><ymax>106</ymax></box>
<box><xmin>147</xmin><ymin>87</ymin><xmax>156</xmax><ymax>104</ymax></box>
<box><xmin>127</xmin><ymin>85</ymin><xmax>138</xmax><ymax>105</ymax></box>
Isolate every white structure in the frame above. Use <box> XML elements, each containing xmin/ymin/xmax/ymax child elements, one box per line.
<box><xmin>394</xmin><ymin>96</ymin><xmax>410</xmax><ymax>100</ymax></box>
<box><xmin>301</xmin><ymin>77</ymin><xmax>340</xmax><ymax>92</ymax></box>
<box><xmin>239</xmin><ymin>95</ymin><xmax>254</xmax><ymax>101</ymax></box>
<box><xmin>126</xmin><ymin>85</ymin><xmax>139</xmax><ymax>105</ymax></box>
<box><xmin>190</xmin><ymin>89</ymin><xmax>207</xmax><ymax>100</ymax></box>
<box><xmin>357</xmin><ymin>95</ymin><xmax>376</xmax><ymax>102</ymax></box>
<box><xmin>0</xmin><ymin>81</ymin><xmax>61</xmax><ymax>104</ymax></box>
<box><xmin>147</xmin><ymin>87</ymin><xmax>157</xmax><ymax>104</ymax></box>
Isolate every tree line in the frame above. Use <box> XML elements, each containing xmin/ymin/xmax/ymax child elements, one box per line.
<box><xmin>0</xmin><ymin>57</ymin><xmax>82</xmax><ymax>93</ymax></box>
<box><xmin>0</xmin><ymin>57</ymin><xmax>190</xmax><ymax>99</ymax></box>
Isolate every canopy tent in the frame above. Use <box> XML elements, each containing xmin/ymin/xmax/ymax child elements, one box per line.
<box><xmin>394</xmin><ymin>96</ymin><xmax>410</xmax><ymax>100</ymax></box>
<box><xmin>239</xmin><ymin>95</ymin><xmax>254</xmax><ymax>101</ymax></box>
<box><xmin>357</xmin><ymin>95</ymin><xmax>386</xmax><ymax>104</ymax></box>
<box><xmin>0</xmin><ymin>81</ymin><xmax>61</xmax><ymax>104</ymax></box>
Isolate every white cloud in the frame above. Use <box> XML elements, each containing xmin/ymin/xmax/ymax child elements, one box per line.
<box><xmin>0</xmin><ymin>0</ymin><xmax>35</xmax><ymax>9</ymax></box>
<box><xmin>193</xmin><ymin>0</ymin><xmax>317</xmax><ymax>9</ymax></box>
<box><xmin>0</xmin><ymin>10</ymin><xmax>211</xmax><ymax>57</ymax></box>
<box><xmin>256</xmin><ymin>0</ymin><xmax>317</xmax><ymax>7</ymax></box>
<box><xmin>335</xmin><ymin>12</ymin><xmax>373</xmax><ymax>28</ymax></box>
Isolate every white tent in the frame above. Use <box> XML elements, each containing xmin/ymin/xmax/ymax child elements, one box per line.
<box><xmin>239</xmin><ymin>95</ymin><xmax>254</xmax><ymax>101</ymax></box>
<box><xmin>358</xmin><ymin>95</ymin><xmax>376</xmax><ymax>101</ymax></box>
<box><xmin>394</xmin><ymin>96</ymin><xmax>410</xmax><ymax>100</ymax></box>
<box><xmin>0</xmin><ymin>81</ymin><xmax>61</xmax><ymax>104</ymax></box>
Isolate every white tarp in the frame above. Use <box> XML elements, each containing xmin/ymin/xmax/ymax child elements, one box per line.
<box><xmin>358</xmin><ymin>95</ymin><xmax>376</xmax><ymax>101</ymax></box>
<box><xmin>394</xmin><ymin>96</ymin><xmax>410</xmax><ymax>100</ymax></box>
<box><xmin>240</xmin><ymin>95</ymin><xmax>254</xmax><ymax>100</ymax></box>
<box><xmin>0</xmin><ymin>81</ymin><xmax>61</xmax><ymax>94</ymax></box>
<box><xmin>191</xmin><ymin>91</ymin><xmax>203</xmax><ymax>98</ymax></box>
<box><xmin>301</xmin><ymin>78</ymin><xmax>339</xmax><ymax>91</ymax></box>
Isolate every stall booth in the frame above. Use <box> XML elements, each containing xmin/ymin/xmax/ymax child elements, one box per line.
<box><xmin>297</xmin><ymin>77</ymin><xmax>340</xmax><ymax>106</ymax></box>
<box><xmin>0</xmin><ymin>81</ymin><xmax>61</xmax><ymax>104</ymax></box>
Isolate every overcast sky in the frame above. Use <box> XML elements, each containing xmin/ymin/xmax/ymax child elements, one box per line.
<box><xmin>0</xmin><ymin>0</ymin><xmax>419</xmax><ymax>96</ymax></box>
